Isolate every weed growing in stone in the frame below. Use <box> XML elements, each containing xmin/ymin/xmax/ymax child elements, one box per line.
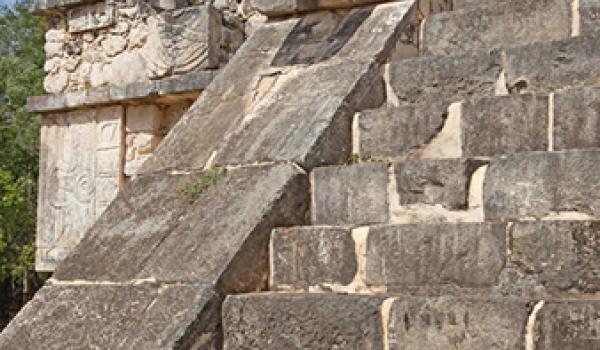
<box><xmin>543</xmin><ymin>84</ymin><xmax>562</xmax><ymax>93</ymax></box>
<box><xmin>185</xmin><ymin>167</ymin><xmax>228</xmax><ymax>199</ymax></box>
<box><xmin>345</xmin><ymin>153</ymin><xmax>361</xmax><ymax>165</ymax></box>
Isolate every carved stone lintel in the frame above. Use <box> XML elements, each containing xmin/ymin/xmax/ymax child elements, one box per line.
<box><xmin>68</xmin><ymin>2</ymin><xmax>116</xmax><ymax>33</ymax></box>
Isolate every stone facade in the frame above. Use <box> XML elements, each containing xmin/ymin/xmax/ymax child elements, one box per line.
<box><xmin>32</xmin><ymin>0</ymin><xmax>251</xmax><ymax>271</ymax></box>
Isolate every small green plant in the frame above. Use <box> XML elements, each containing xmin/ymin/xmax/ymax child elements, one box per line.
<box><xmin>543</xmin><ymin>84</ymin><xmax>562</xmax><ymax>93</ymax></box>
<box><xmin>345</xmin><ymin>153</ymin><xmax>361</xmax><ymax>165</ymax></box>
<box><xmin>184</xmin><ymin>167</ymin><xmax>228</xmax><ymax>199</ymax></box>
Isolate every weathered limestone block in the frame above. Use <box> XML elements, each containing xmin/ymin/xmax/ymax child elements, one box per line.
<box><xmin>387</xmin><ymin>50</ymin><xmax>502</xmax><ymax>105</ymax></box>
<box><xmin>270</xmin><ymin>226</ymin><xmax>356</xmax><ymax>290</ymax></box>
<box><xmin>0</xmin><ymin>283</ymin><xmax>221</xmax><ymax>350</ymax></box>
<box><xmin>534</xmin><ymin>301</ymin><xmax>600</xmax><ymax>350</ymax></box>
<box><xmin>484</xmin><ymin>150</ymin><xmax>600</xmax><ymax>221</ymax></box>
<box><xmin>359</xmin><ymin>102</ymin><xmax>447</xmax><ymax>161</ymax></box>
<box><xmin>502</xmin><ymin>221</ymin><xmax>600</xmax><ymax>296</ymax></box>
<box><xmin>553</xmin><ymin>86</ymin><xmax>600</xmax><ymax>150</ymax></box>
<box><xmin>504</xmin><ymin>34</ymin><xmax>600</xmax><ymax>92</ymax></box>
<box><xmin>422</xmin><ymin>0</ymin><xmax>571</xmax><ymax>56</ymax></box>
<box><xmin>223</xmin><ymin>294</ymin><xmax>385</xmax><ymax>349</ymax></box>
<box><xmin>312</xmin><ymin>163</ymin><xmax>389</xmax><ymax>226</ymax></box>
<box><xmin>251</xmin><ymin>0</ymin><xmax>386</xmax><ymax>16</ymax></box>
<box><xmin>387</xmin><ymin>297</ymin><xmax>528</xmax><ymax>350</ymax></box>
<box><xmin>365</xmin><ymin>223</ymin><xmax>505</xmax><ymax>291</ymax></box>
<box><xmin>395</xmin><ymin>159</ymin><xmax>485</xmax><ymax>209</ymax></box>
<box><xmin>36</xmin><ymin>105</ymin><xmax>123</xmax><ymax>271</ymax></box>
<box><xmin>581</xmin><ymin>0</ymin><xmax>600</xmax><ymax>33</ymax></box>
<box><xmin>461</xmin><ymin>94</ymin><xmax>548</xmax><ymax>157</ymax></box>
<box><xmin>68</xmin><ymin>2</ymin><xmax>115</xmax><ymax>33</ymax></box>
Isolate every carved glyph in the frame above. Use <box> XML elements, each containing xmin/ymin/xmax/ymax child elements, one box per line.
<box><xmin>68</xmin><ymin>2</ymin><xmax>116</xmax><ymax>33</ymax></box>
<box><xmin>36</xmin><ymin>106</ymin><xmax>123</xmax><ymax>271</ymax></box>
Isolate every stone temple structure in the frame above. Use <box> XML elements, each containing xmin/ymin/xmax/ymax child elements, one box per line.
<box><xmin>1</xmin><ymin>0</ymin><xmax>600</xmax><ymax>348</ymax></box>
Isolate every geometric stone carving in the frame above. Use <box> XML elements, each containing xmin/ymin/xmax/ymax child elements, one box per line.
<box><xmin>36</xmin><ymin>106</ymin><xmax>123</xmax><ymax>271</ymax></box>
<box><xmin>68</xmin><ymin>2</ymin><xmax>116</xmax><ymax>33</ymax></box>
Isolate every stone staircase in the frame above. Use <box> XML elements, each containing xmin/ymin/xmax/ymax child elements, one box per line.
<box><xmin>222</xmin><ymin>1</ymin><xmax>600</xmax><ymax>349</ymax></box>
<box><xmin>3</xmin><ymin>0</ymin><xmax>600</xmax><ymax>349</ymax></box>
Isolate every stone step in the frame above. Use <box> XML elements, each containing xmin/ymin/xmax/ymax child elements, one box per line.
<box><xmin>422</xmin><ymin>0</ymin><xmax>577</xmax><ymax>57</ymax></box>
<box><xmin>359</xmin><ymin>85</ymin><xmax>600</xmax><ymax>162</ymax></box>
<box><xmin>386</xmin><ymin>32</ymin><xmax>600</xmax><ymax>109</ymax></box>
<box><xmin>269</xmin><ymin>221</ymin><xmax>600</xmax><ymax>298</ymax></box>
<box><xmin>223</xmin><ymin>293</ymin><xmax>600</xmax><ymax>349</ymax></box>
<box><xmin>310</xmin><ymin>160</ymin><xmax>487</xmax><ymax>226</ymax></box>
<box><xmin>484</xmin><ymin>149</ymin><xmax>600</xmax><ymax>221</ymax></box>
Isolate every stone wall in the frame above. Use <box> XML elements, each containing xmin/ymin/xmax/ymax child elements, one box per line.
<box><xmin>31</xmin><ymin>0</ymin><xmax>255</xmax><ymax>271</ymax></box>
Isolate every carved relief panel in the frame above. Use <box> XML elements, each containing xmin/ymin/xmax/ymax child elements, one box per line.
<box><xmin>36</xmin><ymin>106</ymin><xmax>123</xmax><ymax>271</ymax></box>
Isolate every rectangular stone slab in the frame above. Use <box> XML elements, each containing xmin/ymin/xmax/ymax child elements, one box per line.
<box><xmin>387</xmin><ymin>49</ymin><xmax>502</xmax><ymax>105</ymax></box>
<box><xmin>534</xmin><ymin>301</ymin><xmax>600</xmax><ymax>350</ymax></box>
<box><xmin>483</xmin><ymin>150</ymin><xmax>600</xmax><ymax>220</ymax></box>
<box><xmin>359</xmin><ymin>102</ymin><xmax>447</xmax><ymax>161</ymax></box>
<box><xmin>503</xmin><ymin>221</ymin><xmax>600</xmax><ymax>297</ymax></box>
<box><xmin>387</xmin><ymin>296</ymin><xmax>529</xmax><ymax>350</ymax></box>
<box><xmin>365</xmin><ymin>223</ymin><xmax>506</xmax><ymax>290</ymax></box>
<box><xmin>311</xmin><ymin>163</ymin><xmax>389</xmax><ymax>226</ymax></box>
<box><xmin>270</xmin><ymin>226</ymin><xmax>357</xmax><ymax>290</ymax></box>
<box><xmin>553</xmin><ymin>86</ymin><xmax>600</xmax><ymax>150</ymax></box>
<box><xmin>0</xmin><ymin>283</ymin><xmax>219</xmax><ymax>349</ymax></box>
<box><xmin>222</xmin><ymin>293</ymin><xmax>385</xmax><ymax>349</ymax></box>
<box><xmin>422</xmin><ymin>0</ymin><xmax>571</xmax><ymax>56</ymax></box>
<box><xmin>461</xmin><ymin>93</ymin><xmax>549</xmax><ymax>157</ymax></box>
<box><xmin>251</xmin><ymin>0</ymin><xmax>388</xmax><ymax>16</ymax></box>
<box><xmin>394</xmin><ymin>159</ymin><xmax>486</xmax><ymax>209</ymax></box>
<box><xmin>504</xmin><ymin>34</ymin><xmax>600</xmax><ymax>92</ymax></box>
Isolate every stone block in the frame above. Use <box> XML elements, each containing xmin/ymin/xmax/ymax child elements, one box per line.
<box><xmin>387</xmin><ymin>50</ymin><xmax>502</xmax><ymax>105</ymax></box>
<box><xmin>270</xmin><ymin>226</ymin><xmax>356</xmax><ymax>290</ymax></box>
<box><xmin>312</xmin><ymin>163</ymin><xmax>389</xmax><ymax>226</ymax></box>
<box><xmin>503</xmin><ymin>221</ymin><xmax>600</xmax><ymax>296</ymax></box>
<box><xmin>365</xmin><ymin>223</ymin><xmax>505</xmax><ymax>290</ymax></box>
<box><xmin>251</xmin><ymin>0</ymin><xmax>386</xmax><ymax>16</ymax></box>
<box><xmin>36</xmin><ymin>106</ymin><xmax>123</xmax><ymax>271</ymax></box>
<box><xmin>461</xmin><ymin>94</ymin><xmax>549</xmax><ymax>157</ymax></box>
<box><xmin>534</xmin><ymin>301</ymin><xmax>600</xmax><ymax>349</ymax></box>
<box><xmin>359</xmin><ymin>102</ymin><xmax>447</xmax><ymax>161</ymax></box>
<box><xmin>68</xmin><ymin>2</ymin><xmax>115</xmax><ymax>33</ymax></box>
<box><xmin>0</xmin><ymin>283</ymin><xmax>220</xmax><ymax>350</ymax></box>
<box><xmin>395</xmin><ymin>159</ymin><xmax>485</xmax><ymax>209</ymax></box>
<box><xmin>580</xmin><ymin>0</ymin><xmax>600</xmax><ymax>34</ymax></box>
<box><xmin>223</xmin><ymin>294</ymin><xmax>385</xmax><ymax>349</ymax></box>
<box><xmin>423</xmin><ymin>0</ymin><xmax>571</xmax><ymax>56</ymax></box>
<box><xmin>387</xmin><ymin>297</ymin><xmax>528</xmax><ymax>349</ymax></box>
<box><xmin>553</xmin><ymin>86</ymin><xmax>600</xmax><ymax>150</ymax></box>
<box><xmin>126</xmin><ymin>105</ymin><xmax>163</xmax><ymax>133</ymax></box>
<box><xmin>504</xmin><ymin>34</ymin><xmax>600</xmax><ymax>92</ymax></box>
<box><xmin>484</xmin><ymin>150</ymin><xmax>600</xmax><ymax>220</ymax></box>
<box><xmin>54</xmin><ymin>164</ymin><xmax>308</xmax><ymax>288</ymax></box>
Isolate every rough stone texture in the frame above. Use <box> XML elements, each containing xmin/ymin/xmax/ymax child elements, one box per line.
<box><xmin>36</xmin><ymin>105</ymin><xmax>123</xmax><ymax>271</ymax></box>
<box><xmin>140</xmin><ymin>4</ymin><xmax>414</xmax><ymax>173</ymax></box>
<box><xmin>553</xmin><ymin>86</ymin><xmax>600</xmax><ymax>150</ymax></box>
<box><xmin>29</xmin><ymin>0</ymin><xmax>96</xmax><ymax>14</ymax></box>
<box><xmin>461</xmin><ymin>94</ymin><xmax>549</xmax><ymax>157</ymax></box>
<box><xmin>501</xmin><ymin>221</ymin><xmax>600</xmax><ymax>297</ymax></box>
<box><xmin>39</xmin><ymin>4</ymin><xmax>230</xmax><ymax>94</ymax></box>
<box><xmin>581</xmin><ymin>0</ymin><xmax>600</xmax><ymax>33</ymax></box>
<box><xmin>387</xmin><ymin>49</ymin><xmax>502</xmax><ymax>105</ymax></box>
<box><xmin>504</xmin><ymin>34</ymin><xmax>600</xmax><ymax>92</ymax></box>
<box><xmin>387</xmin><ymin>297</ymin><xmax>528</xmax><ymax>350</ymax></box>
<box><xmin>359</xmin><ymin>102</ymin><xmax>447</xmax><ymax>161</ymax></box>
<box><xmin>422</xmin><ymin>0</ymin><xmax>571</xmax><ymax>56</ymax></box>
<box><xmin>312</xmin><ymin>163</ymin><xmax>389</xmax><ymax>226</ymax></box>
<box><xmin>395</xmin><ymin>159</ymin><xmax>485</xmax><ymax>209</ymax></box>
<box><xmin>251</xmin><ymin>0</ymin><xmax>385</xmax><ymax>16</ymax></box>
<box><xmin>484</xmin><ymin>150</ymin><xmax>600</xmax><ymax>221</ymax></box>
<box><xmin>270</xmin><ymin>226</ymin><xmax>356</xmax><ymax>290</ymax></box>
<box><xmin>365</xmin><ymin>223</ymin><xmax>505</xmax><ymax>291</ymax></box>
<box><xmin>54</xmin><ymin>164</ymin><xmax>309</xmax><ymax>287</ymax></box>
<box><xmin>0</xmin><ymin>283</ymin><xmax>221</xmax><ymax>350</ymax></box>
<box><xmin>223</xmin><ymin>294</ymin><xmax>385</xmax><ymax>349</ymax></box>
<box><xmin>27</xmin><ymin>70</ymin><xmax>213</xmax><ymax>113</ymax></box>
<box><xmin>534</xmin><ymin>301</ymin><xmax>600</xmax><ymax>350</ymax></box>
